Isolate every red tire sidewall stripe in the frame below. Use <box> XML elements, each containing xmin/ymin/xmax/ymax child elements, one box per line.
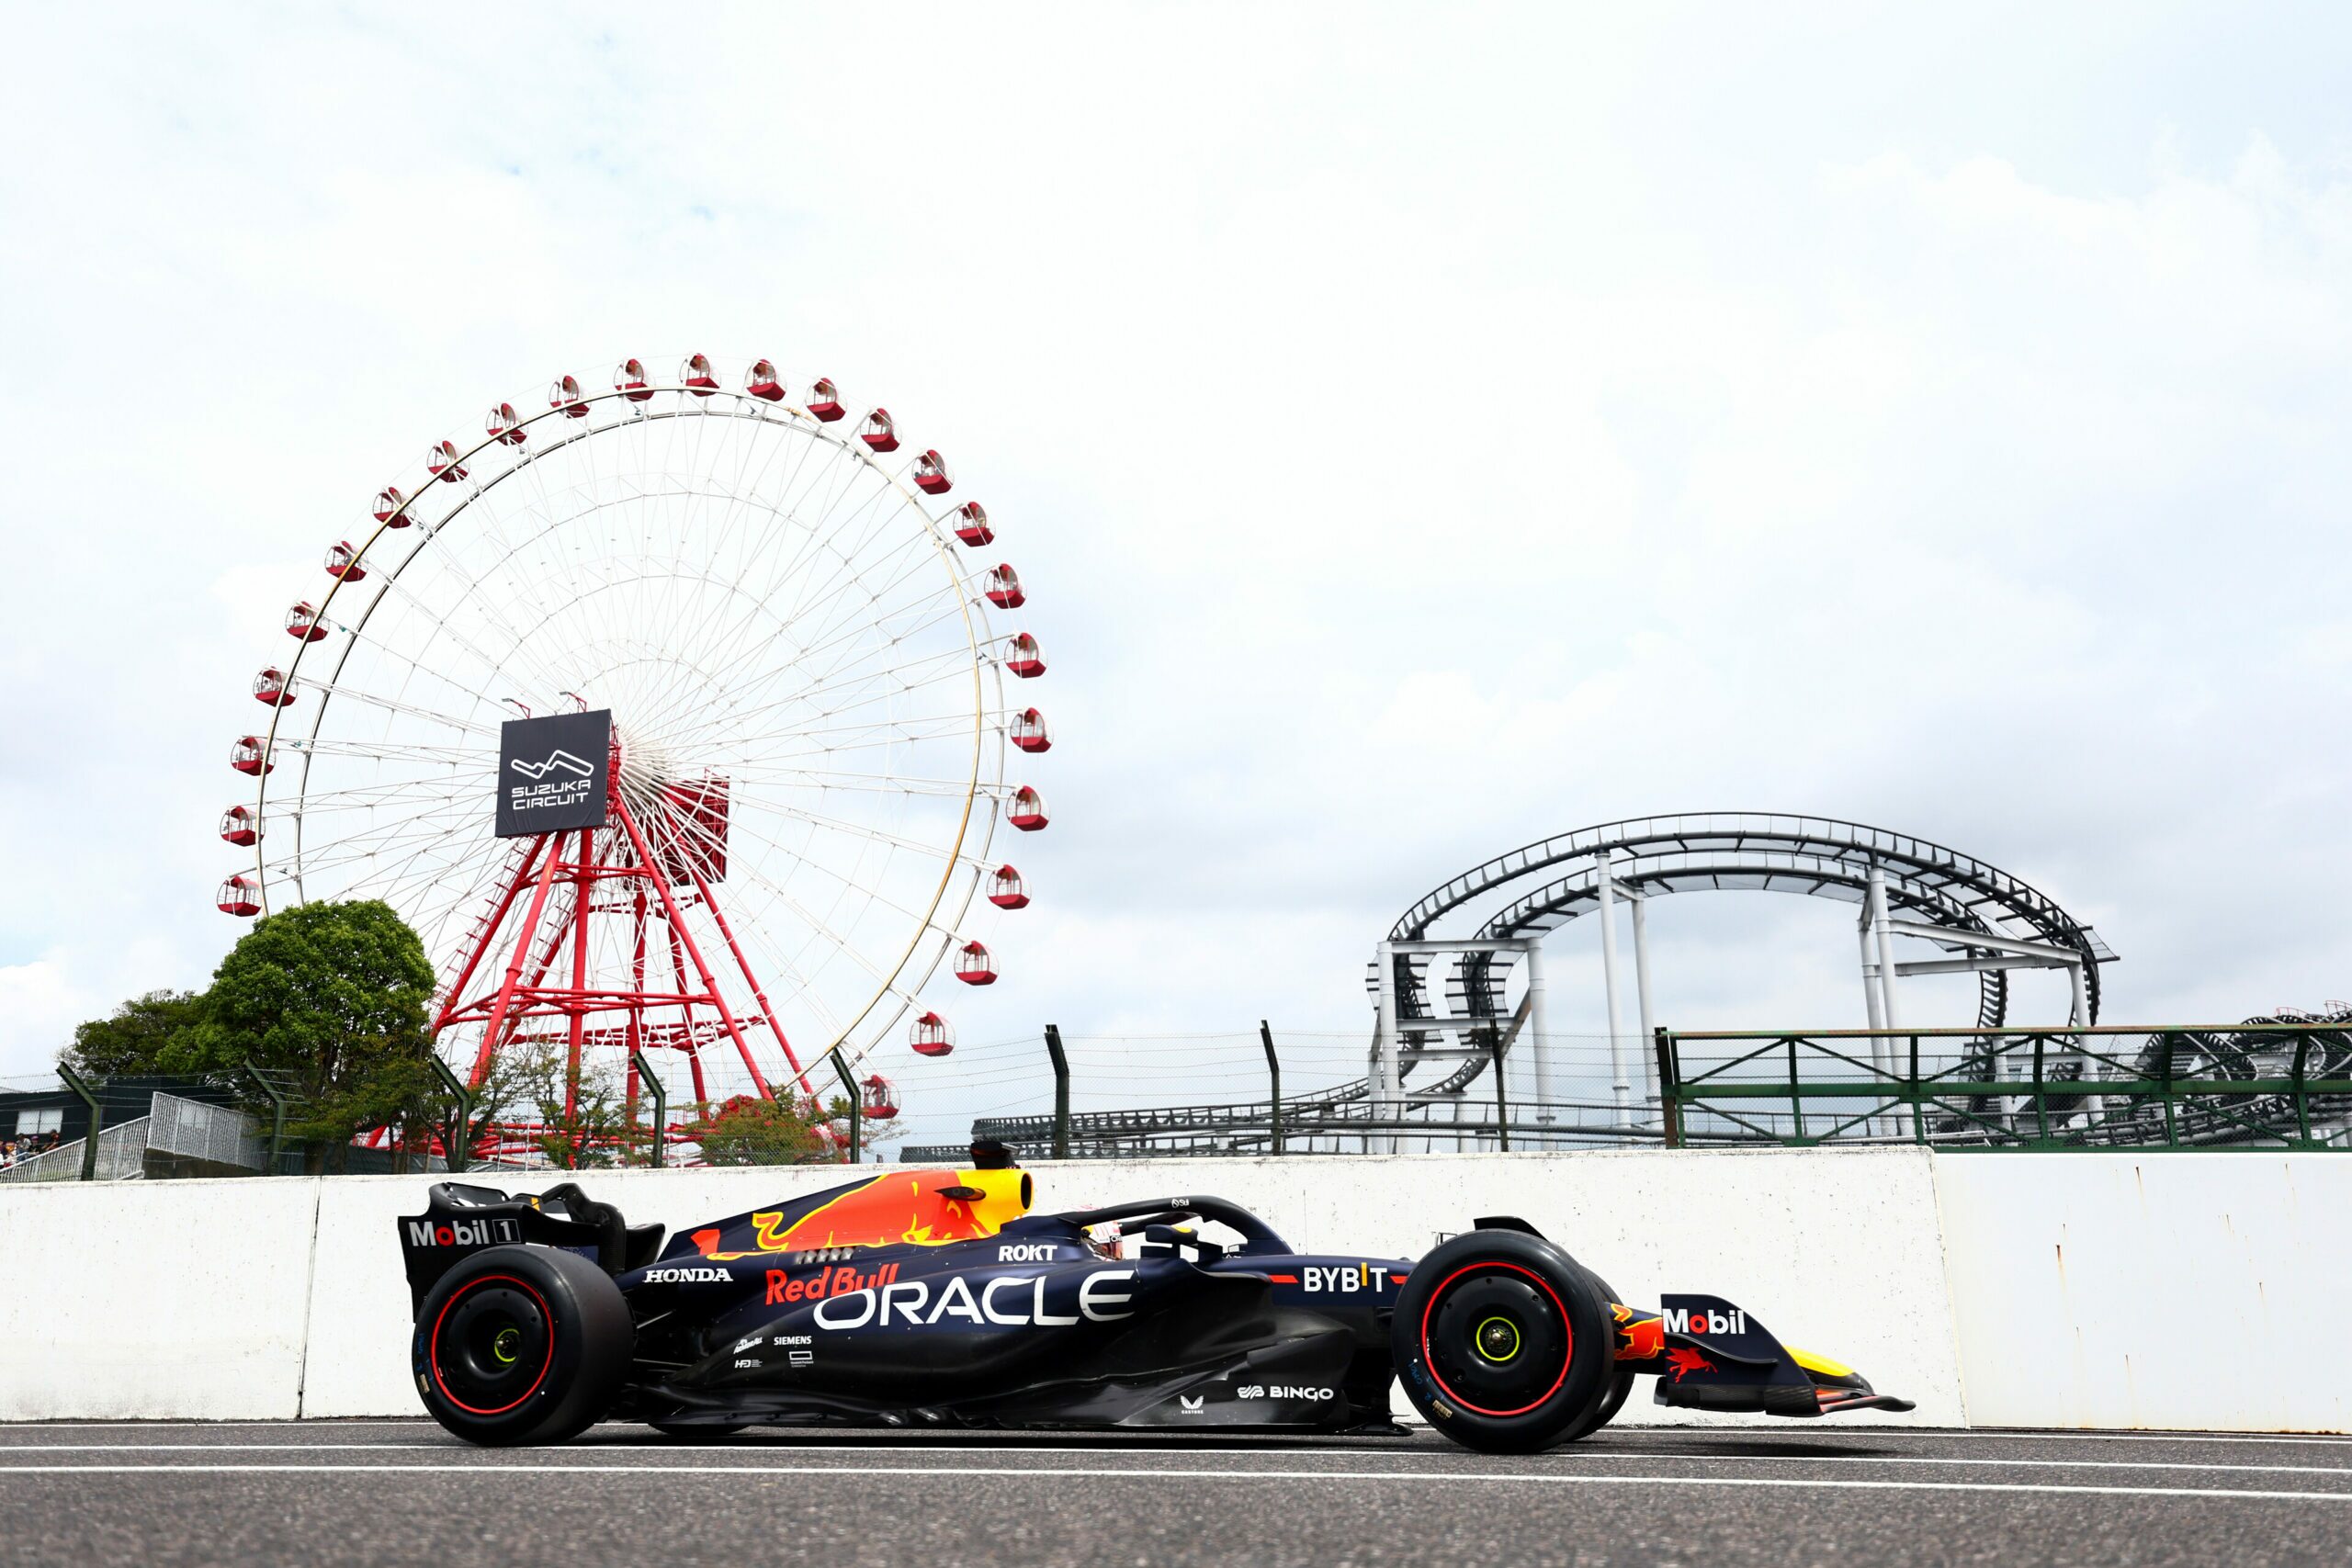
<box><xmin>1418</xmin><ymin>1260</ymin><xmax>1573</xmax><ymax>1418</ymax></box>
<box><xmin>430</xmin><ymin>1274</ymin><xmax>557</xmax><ymax>1417</ymax></box>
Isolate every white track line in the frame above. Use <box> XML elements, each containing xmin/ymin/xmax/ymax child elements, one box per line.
<box><xmin>1</xmin><ymin>1445</ymin><xmax>2346</xmax><ymax>1478</ymax></box>
<box><xmin>0</xmin><ymin>1463</ymin><xmax>2346</xmax><ymax>1502</ymax></box>
<box><xmin>5</xmin><ymin>1429</ymin><xmax>2333</xmax><ymax>1457</ymax></box>
<box><xmin>1813</xmin><ymin>1428</ymin><xmax>2352</xmax><ymax>1448</ymax></box>
<box><xmin>0</xmin><ymin>1421</ymin><xmax>445</xmax><ymax>1430</ymax></box>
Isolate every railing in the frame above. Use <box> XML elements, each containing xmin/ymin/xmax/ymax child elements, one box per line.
<box><xmin>1657</xmin><ymin>1025</ymin><xmax>2352</xmax><ymax>1151</ymax></box>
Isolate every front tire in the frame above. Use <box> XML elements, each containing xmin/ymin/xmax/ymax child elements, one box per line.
<box><xmin>1390</xmin><ymin>1229</ymin><xmax>1611</xmax><ymax>1454</ymax></box>
<box><xmin>413</xmin><ymin>1246</ymin><xmax>632</xmax><ymax>1446</ymax></box>
<box><xmin>1558</xmin><ymin>1270</ymin><xmax>1635</xmax><ymax>1444</ymax></box>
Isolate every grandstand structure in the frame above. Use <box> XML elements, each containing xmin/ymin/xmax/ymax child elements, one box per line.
<box><xmin>912</xmin><ymin>814</ymin><xmax>2350</xmax><ymax>1159</ymax></box>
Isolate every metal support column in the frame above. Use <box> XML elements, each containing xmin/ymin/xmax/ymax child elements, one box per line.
<box><xmin>1260</xmin><ymin>1021</ymin><xmax>1283</xmax><ymax>1156</ymax></box>
<box><xmin>1858</xmin><ymin>910</ymin><xmax>1887</xmax><ymax>1030</ymax></box>
<box><xmin>1629</xmin><ymin>893</ymin><xmax>1658</xmax><ymax>1121</ymax></box>
<box><xmin>56</xmin><ymin>1065</ymin><xmax>102</xmax><ymax>1182</ymax></box>
<box><xmin>428</xmin><ymin>1056</ymin><xmax>473</xmax><ymax>1174</ymax></box>
<box><xmin>1371</xmin><ymin>943</ymin><xmax>1400</xmax><ymax>1155</ymax></box>
<box><xmin>1597</xmin><ymin>852</ymin><xmax>1632</xmax><ymax>1127</ymax></box>
<box><xmin>1044</xmin><ymin>1024</ymin><xmax>1071</xmax><ymax>1160</ymax></box>
<box><xmin>1523</xmin><ymin>937</ymin><xmax>1553</xmax><ymax>1138</ymax></box>
<box><xmin>1866</xmin><ymin>867</ymin><xmax>1903</xmax><ymax>1136</ymax></box>
<box><xmin>1490</xmin><ymin>1029</ymin><xmax>1510</xmax><ymax>1153</ymax></box>
<box><xmin>243</xmin><ymin>1060</ymin><xmax>288</xmax><ymax>1175</ymax></box>
<box><xmin>2065</xmin><ymin>957</ymin><xmax>2105</xmax><ymax>1126</ymax></box>
<box><xmin>831</xmin><ymin>1051</ymin><xmax>862</xmax><ymax>1164</ymax></box>
<box><xmin>629</xmin><ymin>1048</ymin><xmax>666</xmax><ymax>1168</ymax></box>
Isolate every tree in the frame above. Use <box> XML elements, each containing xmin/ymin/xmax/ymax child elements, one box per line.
<box><xmin>685</xmin><ymin>1092</ymin><xmax>847</xmax><ymax>1166</ymax></box>
<box><xmin>172</xmin><ymin>899</ymin><xmax>440</xmax><ymax>1169</ymax></box>
<box><xmin>466</xmin><ymin>1039</ymin><xmax>634</xmax><ymax>1170</ymax></box>
<box><xmin>61</xmin><ymin>989</ymin><xmax>203</xmax><ymax>1077</ymax></box>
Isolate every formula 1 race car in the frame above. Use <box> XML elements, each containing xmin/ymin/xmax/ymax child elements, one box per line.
<box><xmin>399</xmin><ymin>1156</ymin><xmax>1913</xmax><ymax>1451</ymax></box>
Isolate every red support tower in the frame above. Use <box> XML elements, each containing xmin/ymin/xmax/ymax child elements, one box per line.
<box><xmin>429</xmin><ymin>746</ymin><xmax>816</xmax><ymax>1162</ymax></box>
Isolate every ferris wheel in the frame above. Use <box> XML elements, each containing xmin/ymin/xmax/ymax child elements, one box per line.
<box><xmin>218</xmin><ymin>353</ymin><xmax>1052</xmax><ymax>1124</ymax></box>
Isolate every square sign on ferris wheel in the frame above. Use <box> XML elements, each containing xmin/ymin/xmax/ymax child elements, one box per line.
<box><xmin>496</xmin><ymin>709</ymin><xmax>612</xmax><ymax>838</ymax></box>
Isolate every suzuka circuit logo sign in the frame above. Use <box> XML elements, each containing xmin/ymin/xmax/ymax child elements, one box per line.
<box><xmin>496</xmin><ymin>709</ymin><xmax>613</xmax><ymax>838</ymax></box>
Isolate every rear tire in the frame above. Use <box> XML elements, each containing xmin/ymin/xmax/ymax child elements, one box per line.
<box><xmin>413</xmin><ymin>1246</ymin><xmax>632</xmax><ymax>1447</ymax></box>
<box><xmin>1390</xmin><ymin>1229</ymin><xmax>1611</xmax><ymax>1454</ymax></box>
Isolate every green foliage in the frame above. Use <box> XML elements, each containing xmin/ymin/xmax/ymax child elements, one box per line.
<box><xmin>172</xmin><ymin>899</ymin><xmax>441</xmax><ymax>1168</ymax></box>
<box><xmin>61</xmin><ymin>988</ymin><xmax>203</xmax><ymax>1077</ymax></box>
<box><xmin>468</xmin><ymin>1040</ymin><xmax>636</xmax><ymax>1170</ymax></box>
<box><xmin>684</xmin><ymin>1092</ymin><xmax>843</xmax><ymax>1166</ymax></box>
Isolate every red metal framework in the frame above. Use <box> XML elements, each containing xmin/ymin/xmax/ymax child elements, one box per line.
<box><xmin>432</xmin><ymin>748</ymin><xmax>818</xmax><ymax>1161</ymax></box>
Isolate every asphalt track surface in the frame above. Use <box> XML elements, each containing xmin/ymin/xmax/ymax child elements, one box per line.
<box><xmin>3</xmin><ymin>1420</ymin><xmax>2349</xmax><ymax>1567</ymax></box>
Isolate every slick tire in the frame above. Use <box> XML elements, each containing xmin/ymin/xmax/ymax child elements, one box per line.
<box><xmin>413</xmin><ymin>1245</ymin><xmax>632</xmax><ymax>1447</ymax></box>
<box><xmin>1390</xmin><ymin>1229</ymin><xmax>1611</xmax><ymax>1455</ymax></box>
<box><xmin>1556</xmin><ymin>1270</ymin><xmax>1635</xmax><ymax>1444</ymax></box>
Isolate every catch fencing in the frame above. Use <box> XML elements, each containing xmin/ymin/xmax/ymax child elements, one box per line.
<box><xmin>903</xmin><ymin>1022</ymin><xmax>2352</xmax><ymax>1161</ymax></box>
<box><xmin>1660</xmin><ymin>1024</ymin><xmax>2352</xmax><ymax>1150</ymax></box>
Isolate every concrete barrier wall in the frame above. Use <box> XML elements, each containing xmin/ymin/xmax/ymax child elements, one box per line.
<box><xmin>1</xmin><ymin>1149</ymin><xmax>2342</xmax><ymax>1430</ymax></box>
<box><xmin>0</xmin><ymin>1178</ymin><xmax>322</xmax><ymax>1419</ymax></box>
<box><xmin>1933</xmin><ymin>1154</ymin><xmax>2352</xmax><ymax>1432</ymax></box>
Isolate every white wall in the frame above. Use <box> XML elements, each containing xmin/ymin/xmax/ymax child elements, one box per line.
<box><xmin>1933</xmin><ymin>1154</ymin><xmax>2352</xmax><ymax>1432</ymax></box>
<box><xmin>0</xmin><ymin>1178</ymin><xmax>321</xmax><ymax>1419</ymax></box>
<box><xmin>1</xmin><ymin>1150</ymin><xmax>2342</xmax><ymax>1431</ymax></box>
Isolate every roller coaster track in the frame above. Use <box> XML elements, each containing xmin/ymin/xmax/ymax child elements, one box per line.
<box><xmin>938</xmin><ymin>814</ymin><xmax>2128</xmax><ymax>1156</ymax></box>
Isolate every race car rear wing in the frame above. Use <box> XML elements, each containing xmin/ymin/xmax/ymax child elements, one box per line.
<box><xmin>398</xmin><ymin>1181</ymin><xmax>665</xmax><ymax>1311</ymax></box>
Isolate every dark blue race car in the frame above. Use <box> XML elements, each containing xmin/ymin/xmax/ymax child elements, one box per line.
<box><xmin>399</xmin><ymin>1154</ymin><xmax>1911</xmax><ymax>1452</ymax></box>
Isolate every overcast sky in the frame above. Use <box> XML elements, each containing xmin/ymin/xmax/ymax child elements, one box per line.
<box><xmin>5</xmin><ymin>6</ymin><xmax>2350</xmax><ymax>1148</ymax></box>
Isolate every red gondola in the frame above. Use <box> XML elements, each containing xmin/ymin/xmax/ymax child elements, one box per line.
<box><xmin>1004</xmin><ymin>632</ymin><xmax>1046</xmax><ymax>678</ymax></box>
<box><xmin>252</xmin><ymin>667</ymin><xmax>294</xmax><ymax>706</ymax></box>
<box><xmin>861</xmin><ymin>1074</ymin><xmax>900</xmax><ymax>1121</ymax></box>
<box><xmin>745</xmin><ymin>359</ymin><xmax>786</xmax><ymax>401</ymax></box>
<box><xmin>858</xmin><ymin>408</ymin><xmax>899</xmax><ymax>453</ymax></box>
<box><xmin>426</xmin><ymin>439</ymin><xmax>467</xmax><ymax>482</ymax></box>
<box><xmin>284</xmin><ymin>601</ymin><xmax>326</xmax><ymax>641</ymax></box>
<box><xmin>913</xmin><ymin>449</ymin><xmax>953</xmax><ymax>495</ymax></box>
<box><xmin>372</xmin><ymin>486</ymin><xmax>412</xmax><ymax>527</ymax></box>
<box><xmin>230</xmin><ymin>735</ymin><xmax>274</xmax><ymax>776</ymax></box>
<box><xmin>615</xmin><ymin>357</ymin><xmax>653</xmax><ymax>402</ymax></box>
<box><xmin>954</xmin><ymin>502</ymin><xmax>993</xmax><ymax>547</ymax></box>
<box><xmin>681</xmin><ymin>353</ymin><xmax>718</xmax><ymax>396</ymax></box>
<box><xmin>807</xmin><ymin>378</ymin><xmax>845</xmax><ymax>422</ymax></box>
<box><xmin>988</xmin><ymin>864</ymin><xmax>1029</xmax><ymax>909</ymax></box>
<box><xmin>983</xmin><ymin>564</ymin><xmax>1025</xmax><ymax>609</ymax></box>
<box><xmin>1007</xmin><ymin>785</ymin><xmax>1048</xmax><ymax>831</ymax></box>
<box><xmin>1010</xmin><ymin>708</ymin><xmax>1052</xmax><ymax>753</ymax></box>
<box><xmin>910</xmin><ymin>1011</ymin><xmax>955</xmax><ymax>1057</ymax></box>
<box><xmin>216</xmin><ymin>874</ymin><xmax>262</xmax><ymax>918</ymax></box>
<box><xmin>219</xmin><ymin>805</ymin><xmax>260</xmax><ymax>847</ymax></box>
<box><xmin>486</xmin><ymin>402</ymin><xmax>526</xmax><ymax>446</ymax></box>
<box><xmin>324</xmin><ymin>540</ymin><xmax>366</xmax><ymax>581</ymax></box>
<box><xmin>955</xmin><ymin>940</ymin><xmax>997</xmax><ymax>986</ymax></box>
<box><xmin>549</xmin><ymin>374</ymin><xmax>589</xmax><ymax>418</ymax></box>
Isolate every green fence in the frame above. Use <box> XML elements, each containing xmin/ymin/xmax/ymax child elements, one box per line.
<box><xmin>1656</xmin><ymin>1024</ymin><xmax>2352</xmax><ymax>1151</ymax></box>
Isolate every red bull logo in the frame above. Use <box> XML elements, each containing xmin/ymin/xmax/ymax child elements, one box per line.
<box><xmin>764</xmin><ymin>1262</ymin><xmax>901</xmax><ymax>1304</ymax></box>
<box><xmin>1611</xmin><ymin>1304</ymin><xmax>1666</xmax><ymax>1362</ymax></box>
